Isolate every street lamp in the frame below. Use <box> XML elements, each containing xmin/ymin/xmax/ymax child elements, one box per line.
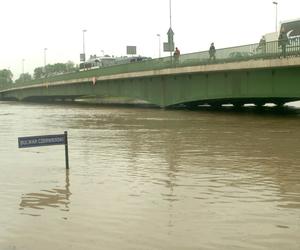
<box><xmin>168</xmin><ymin>0</ymin><xmax>174</xmax><ymax>58</ymax></box>
<box><xmin>157</xmin><ymin>34</ymin><xmax>161</xmax><ymax>58</ymax></box>
<box><xmin>44</xmin><ymin>48</ymin><xmax>47</xmax><ymax>68</ymax></box>
<box><xmin>273</xmin><ymin>1</ymin><xmax>278</xmax><ymax>32</ymax></box>
<box><xmin>22</xmin><ymin>59</ymin><xmax>25</xmax><ymax>75</ymax></box>
<box><xmin>169</xmin><ymin>0</ymin><xmax>172</xmax><ymax>28</ymax></box>
<box><xmin>82</xmin><ymin>29</ymin><xmax>87</xmax><ymax>61</ymax></box>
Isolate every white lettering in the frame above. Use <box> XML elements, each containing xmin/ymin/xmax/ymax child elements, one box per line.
<box><xmin>19</xmin><ymin>135</ymin><xmax>64</xmax><ymax>148</ymax></box>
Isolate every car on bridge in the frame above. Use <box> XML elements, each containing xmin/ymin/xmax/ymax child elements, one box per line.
<box><xmin>80</xmin><ymin>55</ymin><xmax>152</xmax><ymax>70</ymax></box>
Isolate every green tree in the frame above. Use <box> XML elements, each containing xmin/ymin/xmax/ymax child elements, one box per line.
<box><xmin>34</xmin><ymin>67</ymin><xmax>44</xmax><ymax>79</ymax></box>
<box><xmin>34</xmin><ymin>61</ymin><xmax>76</xmax><ymax>79</ymax></box>
<box><xmin>0</xmin><ymin>69</ymin><xmax>13</xmax><ymax>85</ymax></box>
<box><xmin>51</xmin><ymin>63</ymin><xmax>66</xmax><ymax>74</ymax></box>
<box><xmin>66</xmin><ymin>61</ymin><xmax>75</xmax><ymax>72</ymax></box>
<box><xmin>15</xmin><ymin>73</ymin><xmax>32</xmax><ymax>84</ymax></box>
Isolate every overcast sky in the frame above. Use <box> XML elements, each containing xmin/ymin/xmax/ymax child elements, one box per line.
<box><xmin>1</xmin><ymin>0</ymin><xmax>300</xmax><ymax>78</ymax></box>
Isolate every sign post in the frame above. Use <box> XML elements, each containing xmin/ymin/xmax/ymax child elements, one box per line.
<box><xmin>64</xmin><ymin>131</ymin><xmax>69</xmax><ymax>169</ymax></box>
<box><xmin>18</xmin><ymin>131</ymin><xmax>69</xmax><ymax>169</ymax></box>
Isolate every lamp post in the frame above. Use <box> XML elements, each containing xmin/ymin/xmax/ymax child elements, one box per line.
<box><xmin>43</xmin><ymin>48</ymin><xmax>47</xmax><ymax>77</ymax></box>
<box><xmin>168</xmin><ymin>0</ymin><xmax>174</xmax><ymax>58</ymax></box>
<box><xmin>157</xmin><ymin>34</ymin><xmax>161</xmax><ymax>58</ymax></box>
<box><xmin>22</xmin><ymin>59</ymin><xmax>25</xmax><ymax>75</ymax></box>
<box><xmin>273</xmin><ymin>1</ymin><xmax>278</xmax><ymax>32</ymax></box>
<box><xmin>82</xmin><ymin>29</ymin><xmax>87</xmax><ymax>61</ymax></box>
<box><xmin>169</xmin><ymin>0</ymin><xmax>172</xmax><ymax>28</ymax></box>
<box><xmin>21</xmin><ymin>59</ymin><xmax>25</xmax><ymax>83</ymax></box>
<box><xmin>44</xmin><ymin>48</ymin><xmax>47</xmax><ymax>68</ymax></box>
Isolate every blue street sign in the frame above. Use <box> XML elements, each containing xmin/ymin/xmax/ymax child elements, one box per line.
<box><xmin>18</xmin><ymin>132</ymin><xmax>69</xmax><ymax>169</ymax></box>
<box><xmin>18</xmin><ymin>134</ymin><xmax>65</xmax><ymax>148</ymax></box>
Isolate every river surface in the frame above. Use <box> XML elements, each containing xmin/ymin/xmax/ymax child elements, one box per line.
<box><xmin>0</xmin><ymin>101</ymin><xmax>300</xmax><ymax>250</ymax></box>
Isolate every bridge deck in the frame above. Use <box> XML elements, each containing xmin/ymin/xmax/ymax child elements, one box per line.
<box><xmin>2</xmin><ymin>57</ymin><xmax>300</xmax><ymax>93</ymax></box>
<box><xmin>1</xmin><ymin>39</ymin><xmax>300</xmax><ymax>108</ymax></box>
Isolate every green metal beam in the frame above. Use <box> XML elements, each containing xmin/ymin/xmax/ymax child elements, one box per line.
<box><xmin>1</xmin><ymin>64</ymin><xmax>300</xmax><ymax>107</ymax></box>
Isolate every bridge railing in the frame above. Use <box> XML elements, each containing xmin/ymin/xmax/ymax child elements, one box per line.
<box><xmin>1</xmin><ymin>38</ymin><xmax>300</xmax><ymax>91</ymax></box>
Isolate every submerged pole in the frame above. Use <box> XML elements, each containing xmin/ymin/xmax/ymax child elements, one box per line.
<box><xmin>64</xmin><ymin>131</ymin><xmax>69</xmax><ymax>169</ymax></box>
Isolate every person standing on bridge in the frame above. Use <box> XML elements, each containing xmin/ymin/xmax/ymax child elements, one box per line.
<box><xmin>278</xmin><ymin>28</ymin><xmax>289</xmax><ymax>58</ymax></box>
<box><xmin>258</xmin><ymin>36</ymin><xmax>266</xmax><ymax>54</ymax></box>
<box><xmin>173</xmin><ymin>47</ymin><xmax>180</xmax><ymax>64</ymax></box>
<box><xmin>209</xmin><ymin>42</ymin><xmax>216</xmax><ymax>61</ymax></box>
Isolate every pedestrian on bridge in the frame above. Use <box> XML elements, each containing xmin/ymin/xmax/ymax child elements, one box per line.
<box><xmin>279</xmin><ymin>28</ymin><xmax>289</xmax><ymax>58</ymax></box>
<box><xmin>258</xmin><ymin>36</ymin><xmax>266</xmax><ymax>54</ymax></box>
<box><xmin>173</xmin><ymin>47</ymin><xmax>180</xmax><ymax>64</ymax></box>
<box><xmin>209</xmin><ymin>43</ymin><xmax>216</xmax><ymax>61</ymax></box>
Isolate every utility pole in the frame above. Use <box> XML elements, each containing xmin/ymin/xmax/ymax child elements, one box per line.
<box><xmin>169</xmin><ymin>0</ymin><xmax>174</xmax><ymax>58</ymax></box>
<box><xmin>44</xmin><ymin>48</ymin><xmax>47</xmax><ymax>68</ymax></box>
<box><xmin>82</xmin><ymin>29</ymin><xmax>87</xmax><ymax>61</ymax></box>
<box><xmin>169</xmin><ymin>0</ymin><xmax>172</xmax><ymax>29</ymax></box>
<box><xmin>44</xmin><ymin>48</ymin><xmax>47</xmax><ymax>77</ymax></box>
<box><xmin>22</xmin><ymin>59</ymin><xmax>25</xmax><ymax>75</ymax></box>
<box><xmin>273</xmin><ymin>1</ymin><xmax>278</xmax><ymax>32</ymax></box>
<box><xmin>157</xmin><ymin>34</ymin><xmax>161</xmax><ymax>58</ymax></box>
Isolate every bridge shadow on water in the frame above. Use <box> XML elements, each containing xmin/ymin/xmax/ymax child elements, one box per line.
<box><xmin>9</xmin><ymin>99</ymin><xmax>300</xmax><ymax>117</ymax></box>
<box><xmin>177</xmin><ymin>105</ymin><xmax>300</xmax><ymax>117</ymax></box>
<box><xmin>72</xmin><ymin>101</ymin><xmax>300</xmax><ymax>117</ymax></box>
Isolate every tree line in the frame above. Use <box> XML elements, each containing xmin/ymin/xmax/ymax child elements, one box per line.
<box><xmin>0</xmin><ymin>61</ymin><xmax>77</xmax><ymax>86</ymax></box>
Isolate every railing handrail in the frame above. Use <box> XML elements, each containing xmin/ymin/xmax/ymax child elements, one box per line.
<box><xmin>1</xmin><ymin>38</ymin><xmax>300</xmax><ymax>91</ymax></box>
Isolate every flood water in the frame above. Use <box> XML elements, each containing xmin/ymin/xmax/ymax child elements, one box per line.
<box><xmin>1</xmin><ymin>101</ymin><xmax>300</xmax><ymax>250</ymax></box>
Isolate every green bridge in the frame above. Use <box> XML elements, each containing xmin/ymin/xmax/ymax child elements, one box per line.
<box><xmin>1</xmin><ymin>40</ymin><xmax>300</xmax><ymax>108</ymax></box>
